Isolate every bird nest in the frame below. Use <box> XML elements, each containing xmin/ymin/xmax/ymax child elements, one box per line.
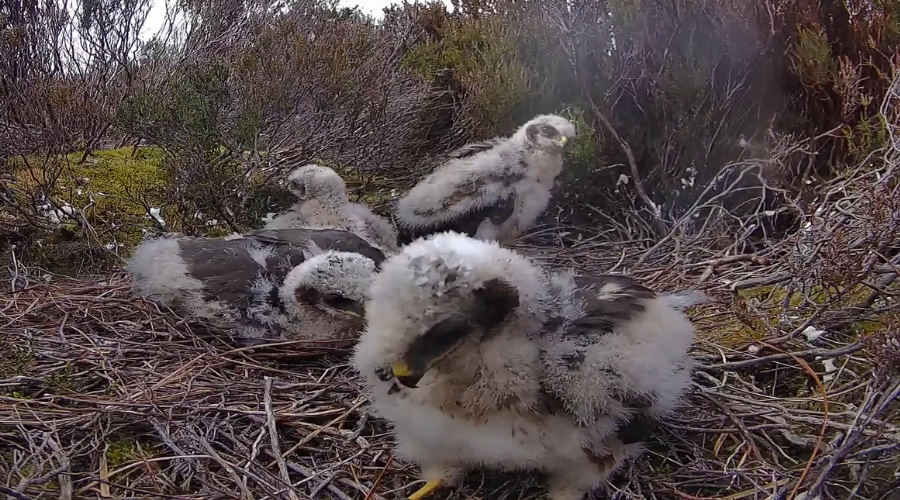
<box><xmin>1</xmin><ymin>235</ymin><xmax>899</xmax><ymax>500</ymax></box>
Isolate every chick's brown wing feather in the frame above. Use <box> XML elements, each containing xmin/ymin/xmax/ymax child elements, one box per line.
<box><xmin>440</xmin><ymin>139</ymin><xmax>502</xmax><ymax>161</ymax></box>
<box><xmin>248</xmin><ymin>228</ymin><xmax>387</xmax><ymax>267</ymax></box>
<box><xmin>536</xmin><ymin>274</ymin><xmax>664</xmax><ymax>442</ymax></box>
<box><xmin>398</xmin><ymin>167</ymin><xmax>521</xmax><ymax>244</ymax></box>
<box><xmin>399</xmin><ymin>191</ymin><xmax>517</xmax><ymax>243</ymax></box>
<box><xmin>175</xmin><ymin>238</ymin><xmax>287</xmax><ymax>310</ymax></box>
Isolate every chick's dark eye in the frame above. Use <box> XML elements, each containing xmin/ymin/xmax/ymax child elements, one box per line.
<box><xmin>322</xmin><ymin>293</ymin><xmax>355</xmax><ymax>309</ymax></box>
<box><xmin>540</xmin><ymin>125</ymin><xmax>555</xmax><ymax>135</ymax></box>
<box><xmin>290</xmin><ymin>180</ymin><xmax>306</xmax><ymax>196</ymax></box>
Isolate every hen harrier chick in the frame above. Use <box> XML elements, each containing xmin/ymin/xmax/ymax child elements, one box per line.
<box><xmin>353</xmin><ymin>232</ymin><xmax>701</xmax><ymax>500</ymax></box>
<box><xmin>265</xmin><ymin>164</ymin><xmax>399</xmax><ymax>253</ymax></box>
<box><xmin>394</xmin><ymin>114</ymin><xmax>576</xmax><ymax>245</ymax></box>
<box><xmin>126</xmin><ymin>228</ymin><xmax>384</xmax><ymax>341</ymax></box>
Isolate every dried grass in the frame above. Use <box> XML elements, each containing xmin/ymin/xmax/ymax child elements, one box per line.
<box><xmin>3</xmin><ymin>77</ymin><xmax>900</xmax><ymax>500</ymax></box>
<box><xmin>2</xmin><ymin>215</ymin><xmax>899</xmax><ymax>500</ymax></box>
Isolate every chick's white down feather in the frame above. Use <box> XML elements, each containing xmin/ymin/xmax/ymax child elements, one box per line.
<box><xmin>352</xmin><ymin>232</ymin><xmax>698</xmax><ymax>500</ymax></box>
<box><xmin>394</xmin><ymin>114</ymin><xmax>577</xmax><ymax>244</ymax></box>
<box><xmin>265</xmin><ymin>164</ymin><xmax>399</xmax><ymax>252</ymax></box>
<box><xmin>126</xmin><ymin>231</ymin><xmax>379</xmax><ymax>341</ymax></box>
<box><xmin>276</xmin><ymin>250</ymin><xmax>377</xmax><ymax>340</ymax></box>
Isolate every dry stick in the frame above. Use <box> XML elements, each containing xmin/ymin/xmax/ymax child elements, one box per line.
<box><xmin>98</xmin><ymin>446</ymin><xmax>111</xmax><ymax>498</ymax></box>
<box><xmin>805</xmin><ymin>378</ymin><xmax>899</xmax><ymax>496</ymax></box>
<box><xmin>585</xmin><ymin>95</ymin><xmax>660</xmax><ymax>222</ymax></box>
<box><xmin>698</xmin><ymin>393</ymin><xmax>765</xmax><ymax>464</ymax></box>
<box><xmin>0</xmin><ymin>487</ymin><xmax>32</xmax><ymax>500</ymax></box>
<box><xmin>196</xmin><ymin>437</ymin><xmax>255</xmax><ymax>500</ymax></box>
<box><xmin>262</xmin><ymin>376</ymin><xmax>299</xmax><ymax>500</ymax></box>
<box><xmin>554</xmin><ymin>7</ymin><xmax>661</xmax><ymax>230</ymax></box>
<box><xmin>365</xmin><ymin>453</ymin><xmax>394</xmax><ymax>500</ymax></box>
<box><xmin>754</xmin><ymin>341</ymin><xmax>829</xmax><ymax>499</ymax></box>
<box><xmin>280</xmin><ymin>398</ymin><xmax>366</xmax><ymax>458</ymax></box>
<box><xmin>281</xmin><ymin>462</ymin><xmax>354</xmax><ymax>500</ymax></box>
<box><xmin>42</xmin><ymin>432</ymin><xmax>72</xmax><ymax>500</ymax></box>
<box><xmin>699</xmin><ymin>343</ymin><xmax>865</xmax><ymax>372</ymax></box>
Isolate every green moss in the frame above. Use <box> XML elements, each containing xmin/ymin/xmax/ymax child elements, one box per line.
<box><xmin>7</xmin><ymin>147</ymin><xmax>168</xmax><ymax>271</ymax></box>
<box><xmin>44</xmin><ymin>363</ymin><xmax>83</xmax><ymax>394</ymax></box>
<box><xmin>851</xmin><ymin>320</ymin><xmax>885</xmax><ymax>334</ymax></box>
<box><xmin>738</xmin><ymin>283</ymin><xmax>871</xmax><ymax>310</ymax></box>
<box><xmin>331</xmin><ymin>162</ymin><xmax>401</xmax><ymax>213</ymax></box>
<box><xmin>106</xmin><ymin>436</ymin><xmax>154</xmax><ymax>468</ymax></box>
<box><xmin>689</xmin><ymin>283</ymin><xmax>888</xmax><ymax>349</ymax></box>
<box><xmin>690</xmin><ymin>301</ymin><xmax>765</xmax><ymax>348</ymax></box>
<box><xmin>733</xmin><ymin>283</ymin><xmax>891</xmax><ymax>343</ymax></box>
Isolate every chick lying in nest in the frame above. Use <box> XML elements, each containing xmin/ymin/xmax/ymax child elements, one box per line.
<box><xmin>126</xmin><ymin>227</ymin><xmax>383</xmax><ymax>342</ymax></box>
<box><xmin>352</xmin><ymin>231</ymin><xmax>704</xmax><ymax>500</ymax></box>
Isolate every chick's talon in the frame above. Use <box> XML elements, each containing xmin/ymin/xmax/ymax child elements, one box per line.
<box><xmin>374</xmin><ymin>366</ymin><xmax>393</xmax><ymax>381</ymax></box>
<box><xmin>407</xmin><ymin>479</ymin><xmax>442</xmax><ymax>500</ymax></box>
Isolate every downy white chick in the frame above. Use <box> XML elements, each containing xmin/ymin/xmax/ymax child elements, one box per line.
<box><xmin>274</xmin><ymin>249</ymin><xmax>379</xmax><ymax>340</ymax></box>
<box><xmin>126</xmin><ymin>228</ymin><xmax>384</xmax><ymax>341</ymax></box>
<box><xmin>394</xmin><ymin>114</ymin><xmax>576</xmax><ymax>245</ymax></box>
<box><xmin>265</xmin><ymin>164</ymin><xmax>399</xmax><ymax>253</ymax></box>
<box><xmin>352</xmin><ymin>231</ymin><xmax>701</xmax><ymax>500</ymax></box>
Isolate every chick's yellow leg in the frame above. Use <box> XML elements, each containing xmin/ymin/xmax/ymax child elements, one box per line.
<box><xmin>406</xmin><ymin>464</ymin><xmax>462</xmax><ymax>500</ymax></box>
<box><xmin>407</xmin><ymin>479</ymin><xmax>442</xmax><ymax>500</ymax></box>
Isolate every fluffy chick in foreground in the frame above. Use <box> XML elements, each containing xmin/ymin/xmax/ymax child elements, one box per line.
<box><xmin>126</xmin><ymin>228</ymin><xmax>383</xmax><ymax>341</ymax></box>
<box><xmin>394</xmin><ymin>114</ymin><xmax>576</xmax><ymax>245</ymax></box>
<box><xmin>352</xmin><ymin>232</ymin><xmax>701</xmax><ymax>500</ymax></box>
<box><xmin>265</xmin><ymin>164</ymin><xmax>399</xmax><ymax>252</ymax></box>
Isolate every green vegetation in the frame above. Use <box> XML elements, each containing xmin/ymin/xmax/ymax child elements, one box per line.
<box><xmin>106</xmin><ymin>436</ymin><xmax>156</xmax><ymax>469</ymax></box>
<box><xmin>402</xmin><ymin>15</ymin><xmax>531</xmax><ymax>135</ymax></box>
<box><xmin>5</xmin><ymin>147</ymin><xmax>167</xmax><ymax>270</ymax></box>
<box><xmin>1</xmin><ymin>1</ymin><xmax>899</xmax><ymax>497</ymax></box>
<box><xmin>2</xmin><ymin>0</ymin><xmax>899</xmax><ymax>279</ymax></box>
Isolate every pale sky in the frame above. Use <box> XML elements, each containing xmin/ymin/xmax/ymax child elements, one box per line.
<box><xmin>140</xmin><ymin>0</ymin><xmax>454</xmax><ymax>40</ymax></box>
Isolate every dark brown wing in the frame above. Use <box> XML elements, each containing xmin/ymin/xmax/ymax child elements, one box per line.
<box><xmin>397</xmin><ymin>190</ymin><xmax>517</xmax><ymax>244</ymax></box>
<box><xmin>176</xmin><ymin>238</ymin><xmax>298</xmax><ymax>310</ymax></box>
<box><xmin>177</xmin><ymin>236</ymin><xmax>319</xmax><ymax>337</ymax></box>
<box><xmin>441</xmin><ymin>140</ymin><xmax>501</xmax><ymax>161</ymax></box>
<box><xmin>248</xmin><ymin>228</ymin><xmax>387</xmax><ymax>268</ymax></box>
<box><xmin>569</xmin><ymin>275</ymin><xmax>657</xmax><ymax>332</ymax></box>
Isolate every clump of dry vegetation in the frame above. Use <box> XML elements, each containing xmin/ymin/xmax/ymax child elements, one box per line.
<box><xmin>1</xmin><ymin>0</ymin><xmax>899</xmax><ymax>498</ymax></box>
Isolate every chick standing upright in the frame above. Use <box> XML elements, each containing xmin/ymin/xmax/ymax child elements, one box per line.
<box><xmin>352</xmin><ymin>231</ymin><xmax>701</xmax><ymax>500</ymax></box>
<box><xmin>394</xmin><ymin>114</ymin><xmax>576</xmax><ymax>245</ymax></box>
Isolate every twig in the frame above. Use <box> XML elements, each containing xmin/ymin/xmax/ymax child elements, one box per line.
<box><xmin>263</xmin><ymin>376</ymin><xmax>299</xmax><ymax>500</ymax></box>
<box><xmin>699</xmin><ymin>343</ymin><xmax>866</xmax><ymax>373</ymax></box>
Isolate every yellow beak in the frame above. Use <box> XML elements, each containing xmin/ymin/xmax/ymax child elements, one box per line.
<box><xmin>392</xmin><ymin>361</ymin><xmax>413</xmax><ymax>377</ymax></box>
<box><xmin>559</xmin><ymin>136</ymin><xmax>569</xmax><ymax>145</ymax></box>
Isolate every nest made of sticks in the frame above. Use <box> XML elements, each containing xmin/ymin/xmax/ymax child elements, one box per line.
<box><xmin>2</xmin><ymin>222</ymin><xmax>899</xmax><ymax>500</ymax></box>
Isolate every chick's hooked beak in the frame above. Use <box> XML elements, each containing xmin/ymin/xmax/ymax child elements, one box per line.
<box><xmin>390</xmin><ymin>316</ymin><xmax>475</xmax><ymax>389</ymax></box>
<box><xmin>555</xmin><ymin>135</ymin><xmax>569</xmax><ymax>147</ymax></box>
<box><xmin>391</xmin><ymin>361</ymin><xmax>422</xmax><ymax>389</ymax></box>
